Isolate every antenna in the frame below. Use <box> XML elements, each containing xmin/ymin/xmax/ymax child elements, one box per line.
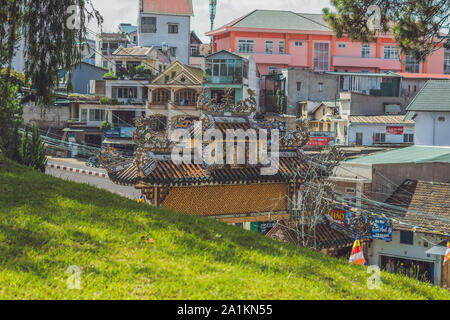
<box><xmin>209</xmin><ymin>0</ymin><xmax>217</xmax><ymax>51</ymax></box>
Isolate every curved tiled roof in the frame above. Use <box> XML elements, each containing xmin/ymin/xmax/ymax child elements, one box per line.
<box><xmin>108</xmin><ymin>156</ymin><xmax>307</xmax><ymax>187</ymax></box>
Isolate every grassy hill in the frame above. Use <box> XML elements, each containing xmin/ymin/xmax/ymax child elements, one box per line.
<box><xmin>0</xmin><ymin>155</ymin><xmax>448</xmax><ymax>300</ymax></box>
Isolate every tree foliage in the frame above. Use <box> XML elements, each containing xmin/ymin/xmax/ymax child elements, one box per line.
<box><xmin>20</xmin><ymin>124</ymin><xmax>47</xmax><ymax>172</ymax></box>
<box><xmin>0</xmin><ymin>0</ymin><xmax>102</xmax><ymax>106</ymax></box>
<box><xmin>323</xmin><ymin>0</ymin><xmax>450</xmax><ymax>62</ymax></box>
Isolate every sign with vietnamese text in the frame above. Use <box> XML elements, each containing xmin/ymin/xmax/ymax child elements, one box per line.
<box><xmin>386</xmin><ymin>126</ymin><xmax>403</xmax><ymax>135</ymax></box>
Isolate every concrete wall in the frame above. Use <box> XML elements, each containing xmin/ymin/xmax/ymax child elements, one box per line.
<box><xmin>23</xmin><ymin>104</ymin><xmax>71</xmax><ymax>128</ymax></box>
<box><xmin>371</xmin><ymin>162</ymin><xmax>450</xmax><ymax>202</ymax></box>
<box><xmin>368</xmin><ymin>231</ymin><xmax>444</xmax><ymax>286</ymax></box>
<box><xmin>138</xmin><ymin>13</ymin><xmax>190</xmax><ymax>64</ymax></box>
<box><xmin>284</xmin><ymin>69</ymin><xmax>339</xmax><ymax>115</ymax></box>
<box><xmin>67</xmin><ymin>63</ymin><xmax>108</xmax><ymax>94</ymax></box>
<box><xmin>348</xmin><ymin>123</ymin><xmax>414</xmax><ymax>146</ymax></box>
<box><xmin>348</xmin><ymin>92</ymin><xmax>408</xmax><ymax>115</ymax></box>
<box><xmin>414</xmin><ymin>111</ymin><xmax>450</xmax><ymax>146</ymax></box>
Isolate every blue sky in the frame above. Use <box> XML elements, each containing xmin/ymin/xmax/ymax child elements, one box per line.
<box><xmin>90</xmin><ymin>0</ymin><xmax>332</xmax><ymax>42</ymax></box>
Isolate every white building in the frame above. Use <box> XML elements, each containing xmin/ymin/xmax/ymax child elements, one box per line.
<box><xmin>367</xmin><ymin>179</ymin><xmax>450</xmax><ymax>288</ymax></box>
<box><xmin>406</xmin><ymin>80</ymin><xmax>450</xmax><ymax>146</ymax></box>
<box><xmin>137</xmin><ymin>0</ymin><xmax>193</xmax><ymax>65</ymax></box>
<box><xmin>347</xmin><ymin>115</ymin><xmax>415</xmax><ymax>146</ymax></box>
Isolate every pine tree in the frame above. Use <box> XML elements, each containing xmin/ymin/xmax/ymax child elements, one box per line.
<box><xmin>29</xmin><ymin>124</ymin><xmax>47</xmax><ymax>172</ymax></box>
<box><xmin>19</xmin><ymin>125</ymin><xmax>31</xmax><ymax>166</ymax></box>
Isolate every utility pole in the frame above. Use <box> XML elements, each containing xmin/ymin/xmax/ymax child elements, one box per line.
<box><xmin>209</xmin><ymin>0</ymin><xmax>217</xmax><ymax>53</ymax></box>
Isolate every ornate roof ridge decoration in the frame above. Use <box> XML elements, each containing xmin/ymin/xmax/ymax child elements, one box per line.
<box><xmin>99</xmin><ymin>147</ymin><xmax>134</xmax><ymax>174</ymax></box>
<box><xmin>198</xmin><ymin>88</ymin><xmax>257</xmax><ymax>116</ymax></box>
<box><xmin>254</xmin><ymin>118</ymin><xmax>310</xmax><ymax>149</ymax></box>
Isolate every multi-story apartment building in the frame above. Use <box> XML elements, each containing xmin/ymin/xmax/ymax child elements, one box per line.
<box><xmin>147</xmin><ymin>60</ymin><xmax>203</xmax><ymax>123</ymax></box>
<box><xmin>203</xmin><ymin>50</ymin><xmax>260</xmax><ymax>108</ymax></box>
<box><xmin>95</xmin><ymin>32</ymin><xmax>129</xmax><ymax>70</ymax></box>
<box><xmin>137</xmin><ymin>0</ymin><xmax>193</xmax><ymax>64</ymax></box>
<box><xmin>206</xmin><ymin>10</ymin><xmax>447</xmax><ymax>76</ymax></box>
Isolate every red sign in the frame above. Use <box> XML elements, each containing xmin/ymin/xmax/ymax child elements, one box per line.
<box><xmin>386</xmin><ymin>126</ymin><xmax>403</xmax><ymax>135</ymax></box>
<box><xmin>307</xmin><ymin>137</ymin><xmax>335</xmax><ymax>146</ymax></box>
<box><xmin>328</xmin><ymin>210</ymin><xmax>347</xmax><ymax>222</ymax></box>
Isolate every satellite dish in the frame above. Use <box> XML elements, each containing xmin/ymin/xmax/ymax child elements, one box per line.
<box><xmin>162</xmin><ymin>42</ymin><xmax>169</xmax><ymax>52</ymax></box>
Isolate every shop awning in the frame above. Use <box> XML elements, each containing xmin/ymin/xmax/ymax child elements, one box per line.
<box><xmin>425</xmin><ymin>242</ymin><xmax>447</xmax><ymax>256</ymax></box>
<box><xmin>103</xmin><ymin>138</ymin><xmax>135</xmax><ymax>145</ymax></box>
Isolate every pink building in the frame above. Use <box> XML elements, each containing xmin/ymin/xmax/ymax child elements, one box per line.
<box><xmin>206</xmin><ymin>10</ymin><xmax>446</xmax><ymax>75</ymax></box>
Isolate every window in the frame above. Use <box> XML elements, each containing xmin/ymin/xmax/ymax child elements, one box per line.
<box><xmin>279</xmin><ymin>41</ymin><xmax>285</xmax><ymax>54</ymax></box>
<box><xmin>296</xmin><ymin>82</ymin><xmax>302</xmax><ymax>91</ymax></box>
<box><xmin>238</xmin><ymin>40</ymin><xmax>254</xmax><ymax>53</ymax></box>
<box><xmin>345</xmin><ymin>187</ymin><xmax>356</xmax><ymax>194</ymax></box>
<box><xmin>150</xmin><ymin>116</ymin><xmax>167</xmax><ymax>132</ymax></box>
<box><xmin>141</xmin><ymin>17</ymin><xmax>156</xmax><ymax>33</ymax></box>
<box><xmin>81</xmin><ymin>109</ymin><xmax>88</xmax><ymax>121</ymax></box>
<box><xmin>169</xmin><ymin>47</ymin><xmax>177</xmax><ymax>57</ymax></box>
<box><xmin>115</xmin><ymin>87</ymin><xmax>138</xmax><ymax>99</ymax></box>
<box><xmin>190</xmin><ymin>46</ymin><xmax>200</xmax><ymax>57</ymax></box>
<box><xmin>445</xmin><ymin>54</ymin><xmax>450</xmax><ymax>74</ymax></box>
<box><xmin>403</xmin><ymin>134</ymin><xmax>414</xmax><ymax>143</ymax></box>
<box><xmin>168</xmin><ymin>24</ymin><xmax>178</xmax><ymax>34</ymax></box>
<box><xmin>295</xmin><ymin>41</ymin><xmax>303</xmax><ymax>47</ymax></box>
<box><xmin>318</xmin><ymin>82</ymin><xmax>323</xmax><ymax>92</ymax></box>
<box><xmin>375</xmin><ymin>133</ymin><xmax>386</xmax><ymax>143</ymax></box>
<box><xmin>265</xmin><ymin>41</ymin><xmax>274</xmax><ymax>54</ymax></box>
<box><xmin>405</xmin><ymin>54</ymin><xmax>420</xmax><ymax>73</ymax></box>
<box><xmin>338</xmin><ymin>43</ymin><xmax>346</xmax><ymax>49</ymax></box>
<box><xmin>171</xmin><ymin>71</ymin><xmax>176</xmax><ymax>79</ymax></box>
<box><xmin>313</xmin><ymin>42</ymin><xmax>330</xmax><ymax>71</ymax></box>
<box><xmin>384</xmin><ymin>46</ymin><xmax>399</xmax><ymax>60</ymax></box>
<box><xmin>175</xmin><ymin>89</ymin><xmax>198</xmax><ymax>106</ymax></box>
<box><xmin>400</xmin><ymin>231</ymin><xmax>414</xmax><ymax>245</ymax></box>
<box><xmin>268</xmin><ymin>66</ymin><xmax>278</xmax><ymax>74</ymax></box>
<box><xmin>89</xmin><ymin>109</ymin><xmax>106</xmax><ymax>122</ymax></box>
<box><xmin>152</xmin><ymin>89</ymin><xmax>170</xmax><ymax>104</ymax></box>
<box><xmin>361</xmin><ymin>44</ymin><xmax>370</xmax><ymax>58</ymax></box>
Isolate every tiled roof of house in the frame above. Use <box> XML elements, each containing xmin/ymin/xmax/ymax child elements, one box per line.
<box><xmin>346</xmin><ymin>146</ymin><xmax>450</xmax><ymax>164</ymax></box>
<box><xmin>406</xmin><ymin>80</ymin><xmax>450</xmax><ymax>112</ymax></box>
<box><xmin>349</xmin><ymin>115</ymin><xmax>414</xmax><ymax>124</ymax></box>
<box><xmin>266</xmin><ymin>220</ymin><xmax>355</xmax><ymax>249</ymax></box>
<box><xmin>142</xmin><ymin>0</ymin><xmax>193</xmax><ymax>16</ymax></box>
<box><xmin>385</xmin><ymin>179</ymin><xmax>450</xmax><ymax>235</ymax></box>
<box><xmin>220</xmin><ymin>10</ymin><xmax>331</xmax><ymax>32</ymax></box>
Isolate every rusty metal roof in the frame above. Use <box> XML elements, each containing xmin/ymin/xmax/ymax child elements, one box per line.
<box><xmin>349</xmin><ymin>115</ymin><xmax>414</xmax><ymax>124</ymax></box>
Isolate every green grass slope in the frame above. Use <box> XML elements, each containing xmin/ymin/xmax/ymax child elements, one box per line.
<box><xmin>0</xmin><ymin>155</ymin><xmax>448</xmax><ymax>300</ymax></box>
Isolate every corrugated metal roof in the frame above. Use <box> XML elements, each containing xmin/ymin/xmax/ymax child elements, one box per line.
<box><xmin>232</xmin><ymin>10</ymin><xmax>331</xmax><ymax>31</ymax></box>
<box><xmin>346</xmin><ymin>145</ymin><xmax>450</xmax><ymax>164</ymax></box>
<box><xmin>113</xmin><ymin>46</ymin><xmax>152</xmax><ymax>56</ymax></box>
<box><xmin>396</xmin><ymin>72</ymin><xmax>450</xmax><ymax>79</ymax></box>
<box><xmin>349</xmin><ymin>115</ymin><xmax>414</xmax><ymax>124</ymax></box>
<box><xmin>406</xmin><ymin>80</ymin><xmax>450</xmax><ymax>112</ymax></box>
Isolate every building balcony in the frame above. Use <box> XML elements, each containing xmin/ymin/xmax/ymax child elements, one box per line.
<box><xmin>205</xmin><ymin>75</ymin><xmax>242</xmax><ymax>85</ymax></box>
<box><xmin>310</xmin><ymin>131</ymin><xmax>335</xmax><ymax>138</ymax></box>
<box><xmin>333</xmin><ymin>56</ymin><xmax>402</xmax><ymax>70</ymax></box>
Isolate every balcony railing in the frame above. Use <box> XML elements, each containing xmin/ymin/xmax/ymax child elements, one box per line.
<box><xmin>310</xmin><ymin>131</ymin><xmax>335</xmax><ymax>138</ymax></box>
<box><xmin>206</xmin><ymin>75</ymin><xmax>242</xmax><ymax>85</ymax></box>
